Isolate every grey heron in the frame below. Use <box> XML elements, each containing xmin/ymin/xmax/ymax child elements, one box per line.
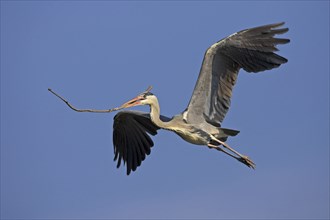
<box><xmin>113</xmin><ymin>22</ymin><xmax>289</xmax><ymax>175</ymax></box>
<box><xmin>49</xmin><ymin>22</ymin><xmax>290</xmax><ymax>175</ymax></box>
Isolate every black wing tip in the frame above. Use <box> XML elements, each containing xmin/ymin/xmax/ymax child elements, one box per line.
<box><xmin>278</xmin><ymin>27</ymin><xmax>289</xmax><ymax>34</ymax></box>
<box><xmin>267</xmin><ymin>22</ymin><xmax>290</xmax><ymax>37</ymax></box>
<box><xmin>113</xmin><ymin>111</ymin><xmax>159</xmax><ymax>176</ymax></box>
<box><xmin>247</xmin><ymin>21</ymin><xmax>289</xmax><ymax>34</ymax></box>
<box><xmin>234</xmin><ymin>22</ymin><xmax>290</xmax><ymax>72</ymax></box>
<box><xmin>126</xmin><ymin>163</ymin><xmax>141</xmax><ymax>175</ymax></box>
<box><xmin>268</xmin><ymin>22</ymin><xmax>289</xmax><ymax>35</ymax></box>
<box><xmin>272</xmin><ymin>21</ymin><xmax>285</xmax><ymax>27</ymax></box>
<box><xmin>281</xmin><ymin>38</ymin><xmax>290</xmax><ymax>44</ymax></box>
<box><xmin>281</xmin><ymin>57</ymin><xmax>288</xmax><ymax>63</ymax></box>
<box><xmin>263</xmin><ymin>21</ymin><xmax>286</xmax><ymax>29</ymax></box>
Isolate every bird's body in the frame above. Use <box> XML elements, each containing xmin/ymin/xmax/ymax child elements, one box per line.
<box><xmin>144</xmin><ymin>95</ymin><xmax>230</xmax><ymax>146</ymax></box>
<box><xmin>161</xmin><ymin>113</ymin><xmax>239</xmax><ymax>146</ymax></box>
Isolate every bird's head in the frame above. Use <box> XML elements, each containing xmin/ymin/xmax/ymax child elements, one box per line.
<box><xmin>119</xmin><ymin>86</ymin><xmax>157</xmax><ymax>109</ymax></box>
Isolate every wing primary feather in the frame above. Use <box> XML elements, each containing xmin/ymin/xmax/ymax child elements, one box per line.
<box><xmin>185</xmin><ymin>22</ymin><xmax>289</xmax><ymax>126</ymax></box>
<box><xmin>112</xmin><ymin>111</ymin><xmax>162</xmax><ymax>175</ymax></box>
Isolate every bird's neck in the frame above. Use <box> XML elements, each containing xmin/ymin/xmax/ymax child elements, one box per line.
<box><xmin>149</xmin><ymin>98</ymin><xmax>171</xmax><ymax>129</ymax></box>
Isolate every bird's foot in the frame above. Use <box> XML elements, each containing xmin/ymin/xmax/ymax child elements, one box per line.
<box><xmin>239</xmin><ymin>156</ymin><xmax>256</xmax><ymax>169</ymax></box>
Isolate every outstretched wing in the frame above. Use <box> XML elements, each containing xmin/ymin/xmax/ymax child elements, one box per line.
<box><xmin>113</xmin><ymin>110</ymin><xmax>170</xmax><ymax>175</ymax></box>
<box><xmin>184</xmin><ymin>22</ymin><xmax>290</xmax><ymax>126</ymax></box>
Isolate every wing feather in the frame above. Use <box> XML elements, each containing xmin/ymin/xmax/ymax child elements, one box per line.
<box><xmin>185</xmin><ymin>22</ymin><xmax>289</xmax><ymax>126</ymax></box>
<box><xmin>113</xmin><ymin>110</ymin><xmax>170</xmax><ymax>175</ymax></box>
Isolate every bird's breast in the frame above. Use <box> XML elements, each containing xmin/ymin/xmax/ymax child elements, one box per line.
<box><xmin>174</xmin><ymin>128</ymin><xmax>210</xmax><ymax>146</ymax></box>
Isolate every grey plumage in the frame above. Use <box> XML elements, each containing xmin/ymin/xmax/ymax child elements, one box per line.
<box><xmin>185</xmin><ymin>22</ymin><xmax>289</xmax><ymax>126</ymax></box>
<box><xmin>113</xmin><ymin>22</ymin><xmax>290</xmax><ymax>175</ymax></box>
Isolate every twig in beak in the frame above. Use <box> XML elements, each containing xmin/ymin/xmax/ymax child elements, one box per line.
<box><xmin>48</xmin><ymin>88</ymin><xmax>122</xmax><ymax>113</ymax></box>
<box><xmin>48</xmin><ymin>86</ymin><xmax>153</xmax><ymax>113</ymax></box>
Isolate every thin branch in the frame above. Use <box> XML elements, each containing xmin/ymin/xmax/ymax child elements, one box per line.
<box><xmin>48</xmin><ymin>88</ymin><xmax>122</xmax><ymax>113</ymax></box>
<box><xmin>145</xmin><ymin>85</ymin><xmax>152</xmax><ymax>93</ymax></box>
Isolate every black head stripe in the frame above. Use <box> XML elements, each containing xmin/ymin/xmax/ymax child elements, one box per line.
<box><xmin>142</xmin><ymin>92</ymin><xmax>154</xmax><ymax>98</ymax></box>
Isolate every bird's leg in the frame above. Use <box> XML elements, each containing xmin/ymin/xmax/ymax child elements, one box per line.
<box><xmin>208</xmin><ymin>143</ymin><xmax>255</xmax><ymax>169</ymax></box>
<box><xmin>210</xmin><ymin>135</ymin><xmax>256</xmax><ymax>169</ymax></box>
<box><xmin>207</xmin><ymin>143</ymin><xmax>241</xmax><ymax>160</ymax></box>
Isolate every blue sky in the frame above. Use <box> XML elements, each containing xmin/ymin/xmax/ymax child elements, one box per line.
<box><xmin>1</xmin><ymin>1</ymin><xmax>329</xmax><ymax>219</ymax></box>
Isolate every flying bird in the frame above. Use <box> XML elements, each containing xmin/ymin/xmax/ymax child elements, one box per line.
<box><xmin>49</xmin><ymin>22</ymin><xmax>290</xmax><ymax>175</ymax></box>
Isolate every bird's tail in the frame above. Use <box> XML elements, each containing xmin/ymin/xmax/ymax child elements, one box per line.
<box><xmin>212</xmin><ymin>128</ymin><xmax>240</xmax><ymax>143</ymax></box>
<box><xmin>211</xmin><ymin>128</ymin><xmax>239</xmax><ymax>145</ymax></box>
<box><xmin>220</xmin><ymin>128</ymin><xmax>240</xmax><ymax>136</ymax></box>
